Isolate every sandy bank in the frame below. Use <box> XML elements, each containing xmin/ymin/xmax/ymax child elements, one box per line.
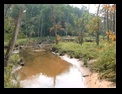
<box><xmin>59</xmin><ymin>54</ymin><xmax>116</xmax><ymax>88</ymax></box>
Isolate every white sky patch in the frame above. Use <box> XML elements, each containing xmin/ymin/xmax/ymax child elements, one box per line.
<box><xmin>23</xmin><ymin>10</ymin><xmax>26</xmax><ymax>13</ymax></box>
<box><xmin>69</xmin><ymin>4</ymin><xmax>98</xmax><ymax>14</ymax></box>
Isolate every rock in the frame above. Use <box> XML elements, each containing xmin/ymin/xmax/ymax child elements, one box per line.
<box><xmin>51</xmin><ymin>47</ymin><xmax>57</xmax><ymax>52</ymax></box>
<box><xmin>85</xmin><ymin>39</ymin><xmax>93</xmax><ymax>42</ymax></box>
<box><xmin>18</xmin><ymin>59</ymin><xmax>25</xmax><ymax>66</ymax></box>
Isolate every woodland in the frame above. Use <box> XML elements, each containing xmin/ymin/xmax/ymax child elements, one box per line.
<box><xmin>4</xmin><ymin>4</ymin><xmax>116</xmax><ymax>88</ymax></box>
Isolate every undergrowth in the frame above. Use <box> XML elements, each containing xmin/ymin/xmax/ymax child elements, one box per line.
<box><xmin>53</xmin><ymin>41</ymin><xmax>116</xmax><ymax>82</ymax></box>
<box><xmin>4</xmin><ymin>51</ymin><xmax>21</xmax><ymax>88</ymax></box>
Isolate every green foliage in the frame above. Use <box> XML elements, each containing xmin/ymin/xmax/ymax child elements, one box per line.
<box><xmin>91</xmin><ymin>42</ymin><xmax>116</xmax><ymax>82</ymax></box>
<box><xmin>18</xmin><ymin>28</ymin><xmax>26</xmax><ymax>39</ymax></box>
<box><xmin>9</xmin><ymin>54</ymin><xmax>20</xmax><ymax>65</ymax></box>
<box><xmin>83</xmin><ymin>57</ymin><xmax>88</xmax><ymax>67</ymax></box>
<box><xmin>13</xmin><ymin>4</ymin><xmax>96</xmax><ymax>37</ymax></box>
<box><xmin>86</xmin><ymin>16</ymin><xmax>101</xmax><ymax>35</ymax></box>
<box><xmin>10</xmin><ymin>5</ymin><xmax>20</xmax><ymax>19</ymax></box>
<box><xmin>4</xmin><ymin>16</ymin><xmax>15</xmax><ymax>41</ymax></box>
<box><xmin>4</xmin><ymin>15</ymin><xmax>26</xmax><ymax>42</ymax></box>
<box><xmin>4</xmin><ymin>49</ymin><xmax>21</xmax><ymax>88</ymax></box>
<box><xmin>53</xmin><ymin>41</ymin><xmax>97</xmax><ymax>60</ymax></box>
<box><xmin>4</xmin><ymin>63</ymin><xmax>21</xmax><ymax>88</ymax></box>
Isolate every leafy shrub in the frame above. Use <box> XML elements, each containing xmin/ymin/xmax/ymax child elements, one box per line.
<box><xmin>4</xmin><ymin>65</ymin><xmax>21</xmax><ymax>88</ymax></box>
<box><xmin>91</xmin><ymin>42</ymin><xmax>116</xmax><ymax>82</ymax></box>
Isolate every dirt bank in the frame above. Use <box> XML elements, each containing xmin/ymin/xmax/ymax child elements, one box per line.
<box><xmin>59</xmin><ymin>54</ymin><xmax>116</xmax><ymax>88</ymax></box>
<box><xmin>84</xmin><ymin>72</ymin><xmax>116</xmax><ymax>88</ymax></box>
<box><xmin>80</xmin><ymin>63</ymin><xmax>116</xmax><ymax>88</ymax></box>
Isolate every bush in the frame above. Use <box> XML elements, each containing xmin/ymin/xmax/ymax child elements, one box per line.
<box><xmin>4</xmin><ymin>52</ymin><xmax>21</xmax><ymax>88</ymax></box>
<box><xmin>53</xmin><ymin>41</ymin><xmax>98</xmax><ymax>60</ymax></box>
<box><xmin>4</xmin><ymin>65</ymin><xmax>21</xmax><ymax>88</ymax></box>
<box><xmin>83</xmin><ymin>58</ymin><xmax>88</xmax><ymax>67</ymax></box>
<box><xmin>9</xmin><ymin>54</ymin><xmax>20</xmax><ymax>65</ymax></box>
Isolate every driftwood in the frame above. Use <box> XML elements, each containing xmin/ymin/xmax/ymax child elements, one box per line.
<box><xmin>85</xmin><ymin>39</ymin><xmax>94</xmax><ymax>42</ymax></box>
<box><xmin>82</xmin><ymin>75</ymin><xmax>89</xmax><ymax>77</ymax></box>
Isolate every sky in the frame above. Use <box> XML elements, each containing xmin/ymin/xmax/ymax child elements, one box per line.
<box><xmin>69</xmin><ymin>4</ymin><xmax>98</xmax><ymax>14</ymax></box>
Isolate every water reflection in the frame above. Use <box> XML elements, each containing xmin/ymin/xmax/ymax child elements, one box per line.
<box><xmin>15</xmin><ymin>48</ymin><xmax>85</xmax><ymax>88</ymax></box>
<box><xmin>20</xmin><ymin>66</ymin><xmax>85</xmax><ymax>88</ymax></box>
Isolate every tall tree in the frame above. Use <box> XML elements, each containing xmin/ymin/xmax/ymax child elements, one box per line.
<box><xmin>4</xmin><ymin>4</ymin><xmax>25</xmax><ymax>67</ymax></box>
<box><xmin>76</xmin><ymin>4</ymin><xmax>90</xmax><ymax>45</ymax></box>
<box><xmin>106</xmin><ymin>5</ymin><xmax>109</xmax><ymax>41</ymax></box>
<box><xmin>113</xmin><ymin>4</ymin><xmax>116</xmax><ymax>34</ymax></box>
<box><xmin>96</xmin><ymin>4</ymin><xmax>101</xmax><ymax>46</ymax></box>
<box><xmin>40</xmin><ymin>16</ymin><xmax>43</xmax><ymax>38</ymax></box>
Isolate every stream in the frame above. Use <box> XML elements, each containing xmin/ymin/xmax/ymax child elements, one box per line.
<box><xmin>13</xmin><ymin>47</ymin><xmax>87</xmax><ymax>88</ymax></box>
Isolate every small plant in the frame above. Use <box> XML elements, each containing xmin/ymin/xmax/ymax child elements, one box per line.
<box><xmin>4</xmin><ymin>65</ymin><xmax>21</xmax><ymax>88</ymax></box>
<box><xmin>83</xmin><ymin>58</ymin><xmax>88</xmax><ymax>67</ymax></box>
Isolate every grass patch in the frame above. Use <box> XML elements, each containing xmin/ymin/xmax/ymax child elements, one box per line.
<box><xmin>53</xmin><ymin>41</ymin><xmax>98</xmax><ymax>60</ymax></box>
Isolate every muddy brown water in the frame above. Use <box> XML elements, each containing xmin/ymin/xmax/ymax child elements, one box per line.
<box><xmin>14</xmin><ymin>47</ymin><xmax>85</xmax><ymax>88</ymax></box>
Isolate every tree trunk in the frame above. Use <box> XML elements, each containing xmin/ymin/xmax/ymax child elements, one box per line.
<box><xmin>41</xmin><ymin>17</ymin><xmax>43</xmax><ymax>38</ymax></box>
<box><xmin>113</xmin><ymin>11</ymin><xmax>115</xmax><ymax>33</ymax></box>
<box><xmin>96</xmin><ymin>4</ymin><xmax>100</xmax><ymax>46</ymax></box>
<box><xmin>25</xmin><ymin>15</ymin><xmax>28</xmax><ymax>45</ymax></box>
<box><xmin>96</xmin><ymin>30</ymin><xmax>100</xmax><ymax>45</ymax></box>
<box><xmin>110</xmin><ymin>11</ymin><xmax>113</xmax><ymax>31</ymax></box>
<box><xmin>79</xmin><ymin>31</ymin><xmax>83</xmax><ymax>45</ymax></box>
<box><xmin>4</xmin><ymin>8</ymin><xmax>23</xmax><ymax>67</ymax></box>
<box><xmin>51</xmin><ymin>5</ymin><xmax>58</xmax><ymax>44</ymax></box>
<box><xmin>113</xmin><ymin>5</ymin><xmax>116</xmax><ymax>35</ymax></box>
<box><xmin>79</xmin><ymin>4</ymin><xmax>90</xmax><ymax>45</ymax></box>
<box><xmin>103</xmin><ymin>16</ymin><xmax>106</xmax><ymax>40</ymax></box>
<box><xmin>66</xmin><ymin>17</ymin><xmax>69</xmax><ymax>37</ymax></box>
<box><xmin>114</xmin><ymin>7</ymin><xmax>116</xmax><ymax>35</ymax></box>
<box><xmin>38</xmin><ymin>17</ymin><xmax>40</xmax><ymax>38</ymax></box>
<box><xmin>107</xmin><ymin>9</ymin><xmax>109</xmax><ymax>41</ymax></box>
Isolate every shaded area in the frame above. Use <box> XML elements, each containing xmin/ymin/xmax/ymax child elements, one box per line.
<box><xmin>16</xmin><ymin>47</ymin><xmax>71</xmax><ymax>80</ymax></box>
